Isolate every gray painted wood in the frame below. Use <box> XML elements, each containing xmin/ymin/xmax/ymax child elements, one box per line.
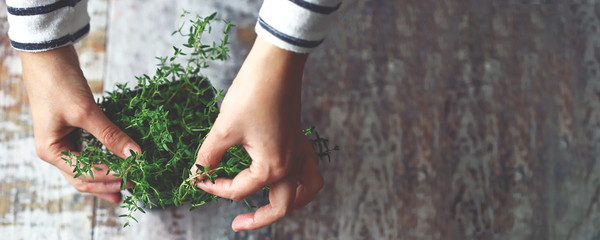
<box><xmin>5</xmin><ymin>0</ymin><xmax>600</xmax><ymax>239</ymax></box>
<box><xmin>0</xmin><ymin>0</ymin><xmax>107</xmax><ymax>239</ymax></box>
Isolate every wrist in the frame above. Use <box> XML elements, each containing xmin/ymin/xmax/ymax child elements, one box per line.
<box><xmin>19</xmin><ymin>45</ymin><xmax>88</xmax><ymax>107</ymax></box>
<box><xmin>226</xmin><ymin>37</ymin><xmax>307</xmax><ymax>122</ymax></box>
<box><xmin>233</xmin><ymin>37</ymin><xmax>308</xmax><ymax>96</ymax></box>
<box><xmin>19</xmin><ymin>45</ymin><xmax>80</xmax><ymax>72</ymax></box>
<box><xmin>244</xmin><ymin>37</ymin><xmax>308</xmax><ymax>78</ymax></box>
<box><xmin>19</xmin><ymin>45</ymin><xmax>83</xmax><ymax>87</ymax></box>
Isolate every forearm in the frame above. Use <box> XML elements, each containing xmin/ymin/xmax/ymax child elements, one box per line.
<box><xmin>19</xmin><ymin>45</ymin><xmax>80</xmax><ymax>70</ymax></box>
<box><xmin>19</xmin><ymin>46</ymin><xmax>83</xmax><ymax>90</ymax></box>
<box><xmin>243</xmin><ymin>37</ymin><xmax>308</xmax><ymax>85</ymax></box>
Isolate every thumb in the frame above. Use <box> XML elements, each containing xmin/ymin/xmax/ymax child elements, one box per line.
<box><xmin>79</xmin><ymin>107</ymin><xmax>141</xmax><ymax>159</ymax></box>
<box><xmin>191</xmin><ymin>127</ymin><xmax>239</xmax><ymax>178</ymax></box>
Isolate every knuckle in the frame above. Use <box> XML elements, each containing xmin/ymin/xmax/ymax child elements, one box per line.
<box><xmin>73</xmin><ymin>181</ymin><xmax>91</xmax><ymax>193</ymax></box>
<box><xmin>100</xmin><ymin>125</ymin><xmax>123</xmax><ymax>147</ymax></box>
<box><xmin>210</xmin><ymin>126</ymin><xmax>232</xmax><ymax>141</ymax></box>
<box><xmin>248</xmin><ymin>169</ymin><xmax>270</xmax><ymax>184</ymax></box>
<box><xmin>229</xmin><ymin>193</ymin><xmax>244</xmax><ymax>202</ymax></box>
<box><xmin>71</xmin><ymin>104</ymin><xmax>95</xmax><ymax>123</ymax></box>
<box><xmin>249</xmin><ymin>161</ymin><xmax>290</xmax><ymax>184</ymax></box>
<box><xmin>34</xmin><ymin>144</ymin><xmax>49</xmax><ymax>161</ymax></box>
<box><xmin>273</xmin><ymin>206</ymin><xmax>291</xmax><ymax>219</ymax></box>
<box><xmin>196</xmin><ymin>150</ymin><xmax>215</xmax><ymax>166</ymax></box>
<box><xmin>37</xmin><ymin>141</ymin><xmax>63</xmax><ymax>165</ymax></box>
<box><xmin>269</xmin><ymin>163</ymin><xmax>289</xmax><ymax>180</ymax></box>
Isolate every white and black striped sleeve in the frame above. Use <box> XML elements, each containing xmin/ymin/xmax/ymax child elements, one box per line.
<box><xmin>6</xmin><ymin>0</ymin><xmax>90</xmax><ymax>52</ymax></box>
<box><xmin>255</xmin><ymin>0</ymin><xmax>342</xmax><ymax>54</ymax></box>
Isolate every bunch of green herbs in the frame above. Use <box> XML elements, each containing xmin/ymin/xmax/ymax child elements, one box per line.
<box><xmin>62</xmin><ymin>12</ymin><xmax>336</xmax><ymax>227</ymax></box>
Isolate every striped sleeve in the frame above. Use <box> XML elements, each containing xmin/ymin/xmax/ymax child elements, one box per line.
<box><xmin>255</xmin><ymin>0</ymin><xmax>342</xmax><ymax>54</ymax></box>
<box><xmin>6</xmin><ymin>0</ymin><xmax>90</xmax><ymax>52</ymax></box>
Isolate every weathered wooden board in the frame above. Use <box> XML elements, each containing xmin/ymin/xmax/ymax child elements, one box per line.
<box><xmin>0</xmin><ymin>0</ymin><xmax>107</xmax><ymax>239</ymax></box>
<box><xmin>300</xmin><ymin>1</ymin><xmax>600</xmax><ymax>240</ymax></box>
<box><xmin>295</xmin><ymin>2</ymin><xmax>600</xmax><ymax>239</ymax></box>
<box><xmin>5</xmin><ymin>0</ymin><xmax>600</xmax><ymax>239</ymax></box>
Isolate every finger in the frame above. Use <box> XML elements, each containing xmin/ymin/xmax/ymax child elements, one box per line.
<box><xmin>293</xmin><ymin>154</ymin><xmax>324</xmax><ymax>209</ymax></box>
<box><xmin>196</xmin><ymin>163</ymin><xmax>273</xmax><ymax>201</ymax></box>
<box><xmin>196</xmin><ymin>148</ymin><xmax>294</xmax><ymax>200</ymax></box>
<box><xmin>60</xmin><ymin>170</ymin><xmax>130</xmax><ymax>193</ymax></box>
<box><xmin>231</xmin><ymin>178</ymin><xmax>296</xmax><ymax>232</ymax></box>
<box><xmin>76</xmin><ymin>107</ymin><xmax>141</xmax><ymax>159</ymax></box>
<box><xmin>191</xmin><ymin>125</ymin><xmax>240</xmax><ymax>177</ymax></box>
<box><xmin>93</xmin><ymin>193</ymin><xmax>123</xmax><ymax>204</ymax></box>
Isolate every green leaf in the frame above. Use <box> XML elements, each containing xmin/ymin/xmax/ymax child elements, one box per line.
<box><xmin>207</xmin><ymin>12</ymin><xmax>217</xmax><ymax>20</ymax></box>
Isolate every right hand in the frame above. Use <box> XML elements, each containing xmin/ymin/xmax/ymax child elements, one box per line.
<box><xmin>19</xmin><ymin>45</ymin><xmax>141</xmax><ymax>203</ymax></box>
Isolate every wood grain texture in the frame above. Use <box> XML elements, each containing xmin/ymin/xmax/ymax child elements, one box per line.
<box><xmin>298</xmin><ymin>1</ymin><xmax>600</xmax><ymax>240</ymax></box>
<box><xmin>4</xmin><ymin>0</ymin><xmax>600</xmax><ymax>239</ymax></box>
<box><xmin>0</xmin><ymin>0</ymin><xmax>107</xmax><ymax>239</ymax></box>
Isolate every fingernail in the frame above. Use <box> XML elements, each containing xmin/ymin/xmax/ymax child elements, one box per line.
<box><xmin>123</xmin><ymin>143</ymin><xmax>139</xmax><ymax>157</ymax></box>
<box><xmin>232</xmin><ymin>219</ymin><xmax>250</xmax><ymax>232</ymax></box>
<box><xmin>232</xmin><ymin>222</ymin><xmax>241</xmax><ymax>232</ymax></box>
<box><xmin>196</xmin><ymin>179</ymin><xmax>213</xmax><ymax>188</ymax></box>
<box><xmin>195</xmin><ymin>180</ymin><xmax>205</xmax><ymax>187</ymax></box>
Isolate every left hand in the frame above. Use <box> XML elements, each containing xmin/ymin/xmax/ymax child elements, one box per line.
<box><xmin>191</xmin><ymin>37</ymin><xmax>324</xmax><ymax>231</ymax></box>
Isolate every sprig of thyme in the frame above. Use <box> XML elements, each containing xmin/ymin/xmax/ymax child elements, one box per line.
<box><xmin>61</xmin><ymin>12</ymin><xmax>337</xmax><ymax>227</ymax></box>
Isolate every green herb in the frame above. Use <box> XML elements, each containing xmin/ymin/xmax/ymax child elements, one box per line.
<box><xmin>61</xmin><ymin>12</ymin><xmax>337</xmax><ymax>227</ymax></box>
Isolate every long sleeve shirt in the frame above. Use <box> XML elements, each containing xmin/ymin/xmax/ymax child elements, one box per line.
<box><xmin>5</xmin><ymin>0</ymin><xmax>342</xmax><ymax>53</ymax></box>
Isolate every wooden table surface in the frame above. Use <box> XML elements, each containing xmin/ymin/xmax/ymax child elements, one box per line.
<box><xmin>3</xmin><ymin>0</ymin><xmax>600</xmax><ymax>239</ymax></box>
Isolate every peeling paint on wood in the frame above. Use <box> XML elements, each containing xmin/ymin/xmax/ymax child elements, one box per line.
<box><xmin>5</xmin><ymin>1</ymin><xmax>600</xmax><ymax>240</ymax></box>
<box><xmin>0</xmin><ymin>0</ymin><xmax>108</xmax><ymax>239</ymax></box>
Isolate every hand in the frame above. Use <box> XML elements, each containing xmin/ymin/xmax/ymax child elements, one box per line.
<box><xmin>20</xmin><ymin>45</ymin><xmax>141</xmax><ymax>203</ymax></box>
<box><xmin>192</xmin><ymin>38</ymin><xmax>324</xmax><ymax>231</ymax></box>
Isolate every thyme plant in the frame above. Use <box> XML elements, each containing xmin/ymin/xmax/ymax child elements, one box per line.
<box><xmin>62</xmin><ymin>12</ymin><xmax>336</xmax><ymax>227</ymax></box>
